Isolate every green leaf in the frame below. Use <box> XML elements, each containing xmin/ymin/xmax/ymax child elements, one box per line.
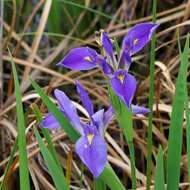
<box><xmin>109</xmin><ymin>85</ymin><xmax>136</xmax><ymax>189</ymax></box>
<box><xmin>94</xmin><ymin>178</ymin><xmax>106</xmax><ymax>190</ymax></box>
<box><xmin>154</xmin><ymin>146</ymin><xmax>165</xmax><ymax>190</ymax></box>
<box><xmin>34</xmin><ymin>127</ymin><xmax>69</xmax><ymax>190</ymax></box>
<box><xmin>146</xmin><ymin>0</ymin><xmax>157</xmax><ymax>188</ymax></box>
<box><xmin>9</xmin><ymin>49</ymin><xmax>30</xmax><ymax>190</ymax></box>
<box><xmin>167</xmin><ymin>36</ymin><xmax>189</xmax><ymax>190</ymax></box>
<box><xmin>0</xmin><ymin>137</ymin><xmax>18</xmax><ymax>190</ymax></box>
<box><xmin>47</xmin><ymin>0</ymin><xmax>62</xmax><ymax>33</ymax></box>
<box><xmin>185</xmin><ymin>83</ymin><xmax>190</xmax><ymax>185</ymax></box>
<box><xmin>32</xmin><ymin>105</ymin><xmax>62</xmax><ymax>170</ymax></box>
<box><xmin>60</xmin><ymin>0</ymin><xmax>115</xmax><ymax>22</ymax></box>
<box><xmin>99</xmin><ymin>164</ymin><xmax>126</xmax><ymax>190</ymax></box>
<box><xmin>30</xmin><ymin>78</ymin><xmax>80</xmax><ymax>142</ymax></box>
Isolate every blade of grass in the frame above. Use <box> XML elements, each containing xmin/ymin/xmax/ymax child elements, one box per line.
<box><xmin>109</xmin><ymin>85</ymin><xmax>136</xmax><ymax>189</ymax></box>
<box><xmin>30</xmin><ymin>79</ymin><xmax>126</xmax><ymax>190</ymax></box>
<box><xmin>185</xmin><ymin>77</ymin><xmax>190</xmax><ymax>185</ymax></box>
<box><xmin>34</xmin><ymin>127</ymin><xmax>69</xmax><ymax>190</ymax></box>
<box><xmin>183</xmin><ymin>33</ymin><xmax>190</xmax><ymax>184</ymax></box>
<box><xmin>17</xmin><ymin>31</ymin><xmax>92</xmax><ymax>44</ymax></box>
<box><xmin>60</xmin><ymin>0</ymin><xmax>117</xmax><ymax>22</ymax></box>
<box><xmin>0</xmin><ymin>137</ymin><xmax>18</xmax><ymax>190</ymax></box>
<box><xmin>79</xmin><ymin>163</ymin><xmax>85</xmax><ymax>189</ymax></box>
<box><xmin>154</xmin><ymin>146</ymin><xmax>165</xmax><ymax>190</ymax></box>
<box><xmin>32</xmin><ymin>104</ymin><xmax>62</xmax><ymax>170</ymax></box>
<box><xmin>146</xmin><ymin>0</ymin><xmax>157</xmax><ymax>188</ymax></box>
<box><xmin>167</xmin><ymin>35</ymin><xmax>189</xmax><ymax>190</ymax></box>
<box><xmin>94</xmin><ymin>178</ymin><xmax>106</xmax><ymax>190</ymax></box>
<box><xmin>47</xmin><ymin>0</ymin><xmax>62</xmax><ymax>33</ymax></box>
<box><xmin>9</xmin><ymin>48</ymin><xmax>30</xmax><ymax>190</ymax></box>
<box><xmin>99</xmin><ymin>164</ymin><xmax>126</xmax><ymax>190</ymax></box>
<box><xmin>178</xmin><ymin>36</ymin><xmax>190</xmax><ymax>187</ymax></box>
<box><xmin>30</xmin><ymin>78</ymin><xmax>79</xmax><ymax>142</ymax></box>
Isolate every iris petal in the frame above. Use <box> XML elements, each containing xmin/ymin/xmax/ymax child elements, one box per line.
<box><xmin>91</xmin><ymin>109</ymin><xmax>105</xmax><ymax>136</ymax></box>
<box><xmin>75</xmin><ymin>134</ymin><xmax>107</xmax><ymax>178</ymax></box>
<box><xmin>98</xmin><ymin>58</ymin><xmax>113</xmax><ymax>75</ymax></box>
<box><xmin>101</xmin><ymin>32</ymin><xmax>114</xmax><ymax>58</ymax></box>
<box><xmin>132</xmin><ymin>105</ymin><xmax>150</xmax><ymax>114</ymax></box>
<box><xmin>41</xmin><ymin>112</ymin><xmax>61</xmax><ymax>129</ymax></box>
<box><xmin>57</xmin><ymin>47</ymin><xmax>97</xmax><ymax>70</ymax></box>
<box><xmin>76</xmin><ymin>81</ymin><xmax>94</xmax><ymax>117</ymax></box>
<box><xmin>122</xmin><ymin>23</ymin><xmax>159</xmax><ymax>55</ymax></box>
<box><xmin>103</xmin><ymin>106</ymin><xmax>114</xmax><ymax>127</ymax></box>
<box><xmin>110</xmin><ymin>70</ymin><xmax>136</xmax><ymax>110</ymax></box>
<box><xmin>118</xmin><ymin>50</ymin><xmax>132</xmax><ymax>71</ymax></box>
<box><xmin>54</xmin><ymin>89</ymin><xmax>84</xmax><ymax>135</ymax></box>
<box><xmin>91</xmin><ymin>106</ymin><xmax>114</xmax><ymax>136</ymax></box>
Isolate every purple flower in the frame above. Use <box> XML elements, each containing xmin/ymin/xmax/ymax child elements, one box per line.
<box><xmin>57</xmin><ymin>22</ymin><xmax>158</xmax><ymax>110</ymax></box>
<box><xmin>118</xmin><ymin>23</ymin><xmax>159</xmax><ymax>70</ymax></box>
<box><xmin>110</xmin><ymin>70</ymin><xmax>137</xmax><ymax>109</ymax></box>
<box><xmin>121</xmin><ymin>23</ymin><xmax>159</xmax><ymax>55</ymax></box>
<box><xmin>57</xmin><ymin>47</ymin><xmax>98</xmax><ymax>71</ymax></box>
<box><xmin>41</xmin><ymin>81</ymin><xmax>114</xmax><ymax>178</ymax></box>
<box><xmin>101</xmin><ymin>31</ymin><xmax>114</xmax><ymax>59</ymax></box>
<box><xmin>131</xmin><ymin>105</ymin><xmax>150</xmax><ymax>115</ymax></box>
<box><xmin>40</xmin><ymin>81</ymin><xmax>149</xmax><ymax>177</ymax></box>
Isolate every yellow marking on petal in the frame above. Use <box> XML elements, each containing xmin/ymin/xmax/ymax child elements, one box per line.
<box><xmin>84</xmin><ymin>56</ymin><xmax>92</xmax><ymax>62</ymax></box>
<box><xmin>133</xmin><ymin>38</ymin><xmax>139</xmax><ymax>45</ymax></box>
<box><xmin>117</xmin><ymin>74</ymin><xmax>125</xmax><ymax>83</ymax></box>
<box><xmin>87</xmin><ymin>133</ymin><xmax>94</xmax><ymax>145</ymax></box>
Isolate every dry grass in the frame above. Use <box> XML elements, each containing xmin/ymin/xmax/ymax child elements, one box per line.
<box><xmin>0</xmin><ymin>0</ymin><xmax>190</xmax><ymax>189</ymax></box>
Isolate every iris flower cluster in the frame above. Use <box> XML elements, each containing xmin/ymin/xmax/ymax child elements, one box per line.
<box><xmin>58</xmin><ymin>22</ymin><xmax>159</xmax><ymax>111</ymax></box>
<box><xmin>41</xmin><ymin>22</ymin><xmax>159</xmax><ymax>177</ymax></box>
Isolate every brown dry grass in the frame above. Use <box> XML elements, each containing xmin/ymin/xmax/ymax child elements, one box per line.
<box><xmin>0</xmin><ymin>0</ymin><xmax>190</xmax><ymax>189</ymax></box>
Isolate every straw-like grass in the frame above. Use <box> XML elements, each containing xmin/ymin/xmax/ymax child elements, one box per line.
<box><xmin>1</xmin><ymin>0</ymin><xmax>190</xmax><ymax>189</ymax></box>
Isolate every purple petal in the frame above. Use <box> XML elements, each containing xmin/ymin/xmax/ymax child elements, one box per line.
<box><xmin>57</xmin><ymin>47</ymin><xmax>98</xmax><ymax>70</ymax></box>
<box><xmin>91</xmin><ymin>109</ymin><xmax>105</xmax><ymax>136</ymax></box>
<box><xmin>101</xmin><ymin>32</ymin><xmax>114</xmax><ymax>58</ymax></box>
<box><xmin>41</xmin><ymin>112</ymin><xmax>61</xmax><ymax>129</ymax></box>
<box><xmin>54</xmin><ymin>89</ymin><xmax>84</xmax><ymax>135</ymax></box>
<box><xmin>76</xmin><ymin>81</ymin><xmax>94</xmax><ymax>117</ymax></box>
<box><xmin>75</xmin><ymin>134</ymin><xmax>107</xmax><ymax>178</ymax></box>
<box><xmin>82</xmin><ymin>124</ymin><xmax>98</xmax><ymax>137</ymax></box>
<box><xmin>91</xmin><ymin>106</ymin><xmax>114</xmax><ymax>136</ymax></box>
<box><xmin>98</xmin><ymin>57</ymin><xmax>113</xmax><ymax>75</ymax></box>
<box><xmin>118</xmin><ymin>50</ymin><xmax>132</xmax><ymax>71</ymax></box>
<box><xmin>110</xmin><ymin>70</ymin><xmax>136</xmax><ymax>110</ymax></box>
<box><xmin>132</xmin><ymin>105</ymin><xmax>150</xmax><ymax>114</ymax></box>
<box><xmin>103</xmin><ymin>106</ymin><xmax>114</xmax><ymax>127</ymax></box>
<box><xmin>122</xmin><ymin>23</ymin><xmax>159</xmax><ymax>55</ymax></box>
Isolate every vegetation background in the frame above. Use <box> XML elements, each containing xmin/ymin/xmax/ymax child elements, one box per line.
<box><xmin>0</xmin><ymin>0</ymin><xmax>190</xmax><ymax>189</ymax></box>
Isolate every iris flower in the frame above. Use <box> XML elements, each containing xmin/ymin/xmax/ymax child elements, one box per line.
<box><xmin>41</xmin><ymin>81</ymin><xmax>113</xmax><ymax>177</ymax></box>
<box><xmin>57</xmin><ymin>23</ymin><xmax>159</xmax><ymax>110</ymax></box>
<box><xmin>41</xmin><ymin>81</ymin><xmax>150</xmax><ymax>177</ymax></box>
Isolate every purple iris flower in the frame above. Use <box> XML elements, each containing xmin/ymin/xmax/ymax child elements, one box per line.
<box><xmin>57</xmin><ymin>23</ymin><xmax>158</xmax><ymax>111</ymax></box>
<box><xmin>41</xmin><ymin>81</ymin><xmax>151</xmax><ymax>177</ymax></box>
<box><xmin>41</xmin><ymin>81</ymin><xmax>114</xmax><ymax>177</ymax></box>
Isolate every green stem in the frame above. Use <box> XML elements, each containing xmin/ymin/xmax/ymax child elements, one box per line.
<box><xmin>128</xmin><ymin>141</ymin><xmax>136</xmax><ymax>189</ymax></box>
<box><xmin>119</xmin><ymin>109</ymin><xmax>136</xmax><ymax>189</ymax></box>
<box><xmin>146</xmin><ymin>0</ymin><xmax>157</xmax><ymax>189</ymax></box>
<box><xmin>109</xmin><ymin>85</ymin><xmax>136</xmax><ymax>189</ymax></box>
<box><xmin>118</xmin><ymin>110</ymin><xmax>136</xmax><ymax>189</ymax></box>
